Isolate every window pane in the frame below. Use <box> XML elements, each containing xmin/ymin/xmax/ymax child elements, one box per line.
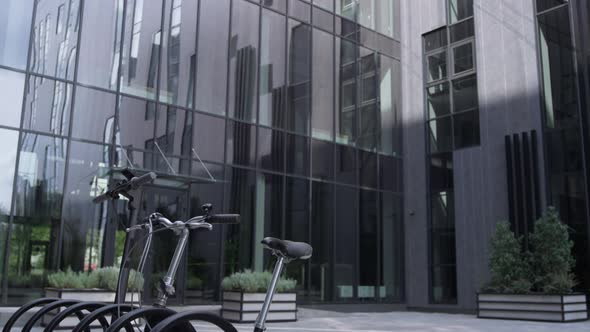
<box><xmin>358</xmin><ymin>47</ymin><xmax>379</xmax><ymax>151</ymax></box>
<box><xmin>192</xmin><ymin>113</ymin><xmax>226</xmax><ymax>163</ymax></box>
<box><xmin>284</xmin><ymin>177</ymin><xmax>310</xmax><ymax>293</ymax></box>
<box><xmin>312</xmin><ymin>139</ymin><xmax>334</xmax><ymax>180</ymax></box>
<box><xmin>448</xmin><ymin>0</ymin><xmax>473</xmax><ymax>24</ymax></box>
<box><xmin>226</xmin><ymin>120</ymin><xmax>256</xmax><ymax>167</ymax></box>
<box><xmin>334</xmin><ymin>184</ymin><xmax>357</xmax><ymax>301</ymax></box>
<box><xmin>431</xmin><ymin>191</ymin><xmax>455</xmax><ymax>229</ymax></box>
<box><xmin>453</xmin><ymin>110</ymin><xmax>480</xmax><ymax>148</ymax></box>
<box><xmin>78</xmin><ymin>0</ymin><xmax>123</xmax><ymax>90</ymax></box>
<box><xmin>287</xmin><ymin>20</ymin><xmax>311</xmax><ymax>134</ymax></box>
<box><xmin>159</xmin><ymin>0</ymin><xmax>198</xmax><ymax>107</ymax></box>
<box><xmin>358</xmin><ymin>0</ymin><xmax>374</xmax><ymax>30</ymax></box>
<box><xmin>424</xmin><ymin>28</ymin><xmax>447</xmax><ymax>52</ymax></box>
<box><xmin>0</xmin><ymin>0</ymin><xmax>34</xmax><ymax>69</ymax></box>
<box><xmin>60</xmin><ymin>141</ymin><xmax>111</xmax><ymax>271</ymax></box>
<box><xmin>153</xmin><ymin>105</ymin><xmax>194</xmax><ymax>174</ymax></box>
<box><xmin>117</xmin><ymin>95</ymin><xmax>156</xmax><ymax>152</ymax></box>
<box><xmin>380</xmin><ymin>192</ymin><xmax>404</xmax><ymax>300</ymax></box>
<box><xmin>429</xmin><ymin>118</ymin><xmax>452</xmax><ymax>153</ymax></box>
<box><xmin>289</xmin><ymin>0</ymin><xmax>311</xmax><ymax>23</ymax></box>
<box><xmin>120</xmin><ymin>0</ymin><xmax>163</xmax><ymax>99</ymax></box>
<box><xmin>336</xmin><ymin>0</ymin><xmax>356</xmax><ymax>20</ymax></box>
<box><xmin>195</xmin><ymin>0</ymin><xmax>229</xmax><ymax>116</ymax></box>
<box><xmin>452</xmin><ymin>75</ymin><xmax>478</xmax><ymax>112</ymax></box>
<box><xmin>379</xmin><ymin>56</ymin><xmax>401</xmax><ymax>155</ymax></box>
<box><xmin>314</xmin><ymin>0</ymin><xmax>333</xmax><ymax>12</ymax></box>
<box><xmin>376</xmin><ymin>0</ymin><xmax>395</xmax><ymax>38</ymax></box>
<box><xmin>257</xmin><ymin>127</ymin><xmax>285</xmax><ymax>172</ymax></box>
<box><xmin>263</xmin><ymin>0</ymin><xmax>286</xmax><ymax>13</ymax></box>
<box><xmin>427</xmin><ymin>83</ymin><xmax>450</xmax><ymax>119</ymax></box>
<box><xmin>224</xmin><ymin>167</ymin><xmax>256</xmax><ymax>272</ymax></box>
<box><xmin>0</xmin><ymin>129</ymin><xmax>18</xmax><ymax>300</ymax></box>
<box><xmin>537</xmin><ymin>0</ymin><xmax>568</xmax><ymax>12</ymax></box>
<box><xmin>260</xmin><ymin>9</ymin><xmax>286</xmax><ymax>128</ymax></box>
<box><xmin>23</xmin><ymin>75</ymin><xmax>72</xmax><ymax>135</ymax></box>
<box><xmin>336</xmin><ymin>15</ymin><xmax>358</xmax><ymax>42</ymax></box>
<box><xmin>359</xmin><ymin>190</ymin><xmax>378</xmax><ymax>299</ymax></box>
<box><xmin>335</xmin><ymin>143</ymin><xmax>356</xmax><ymax>185</ymax></box>
<box><xmin>255</xmin><ymin>172</ymin><xmax>283</xmax><ymax>268</ymax></box>
<box><xmin>359</xmin><ymin>150</ymin><xmax>377</xmax><ymax>188</ymax></box>
<box><xmin>312</xmin><ymin>29</ymin><xmax>334</xmax><ymax>140</ymax></box>
<box><xmin>228</xmin><ymin>0</ymin><xmax>259</xmax><ymax>122</ymax></box>
<box><xmin>30</xmin><ymin>0</ymin><xmax>80</xmax><ymax>80</ymax></box>
<box><xmin>430</xmin><ymin>153</ymin><xmax>453</xmax><ymax>191</ymax></box>
<box><xmin>431</xmin><ymin>266</ymin><xmax>457</xmax><ymax>303</ymax></box>
<box><xmin>427</xmin><ymin>51</ymin><xmax>447</xmax><ymax>82</ymax></box>
<box><xmin>336</xmin><ymin>37</ymin><xmax>356</xmax><ymax>145</ymax></box>
<box><xmin>313</xmin><ymin>6</ymin><xmax>334</xmax><ymax>32</ymax></box>
<box><xmin>286</xmin><ymin>133</ymin><xmax>310</xmax><ymax>176</ymax></box>
<box><xmin>310</xmin><ymin>181</ymin><xmax>333</xmax><ymax>301</ymax></box>
<box><xmin>449</xmin><ymin>18</ymin><xmax>474</xmax><ymax>43</ymax></box>
<box><xmin>0</xmin><ymin>69</ymin><xmax>25</xmax><ymax>128</ymax></box>
<box><xmin>71</xmin><ymin>86</ymin><xmax>116</xmax><ymax>143</ymax></box>
<box><xmin>453</xmin><ymin>43</ymin><xmax>473</xmax><ymax>74</ymax></box>
<box><xmin>379</xmin><ymin>155</ymin><xmax>402</xmax><ymax>192</ymax></box>
<box><xmin>9</xmin><ymin>133</ymin><xmax>67</xmax><ymax>304</ymax></box>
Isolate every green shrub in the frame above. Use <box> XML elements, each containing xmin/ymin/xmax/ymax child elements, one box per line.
<box><xmin>530</xmin><ymin>207</ymin><xmax>576</xmax><ymax>293</ymax></box>
<box><xmin>47</xmin><ymin>266</ymin><xmax>143</xmax><ymax>291</ymax></box>
<box><xmin>187</xmin><ymin>275</ymin><xmax>203</xmax><ymax>290</ymax></box>
<box><xmin>221</xmin><ymin>270</ymin><xmax>297</xmax><ymax>293</ymax></box>
<box><xmin>485</xmin><ymin>222</ymin><xmax>532</xmax><ymax>294</ymax></box>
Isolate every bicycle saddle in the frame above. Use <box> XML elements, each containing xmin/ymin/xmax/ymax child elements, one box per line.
<box><xmin>261</xmin><ymin>237</ymin><xmax>313</xmax><ymax>260</ymax></box>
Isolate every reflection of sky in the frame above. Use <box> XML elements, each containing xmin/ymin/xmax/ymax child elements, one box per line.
<box><xmin>0</xmin><ymin>0</ymin><xmax>33</xmax><ymax>68</ymax></box>
<box><xmin>0</xmin><ymin>130</ymin><xmax>19</xmax><ymax>214</ymax></box>
<box><xmin>0</xmin><ymin>69</ymin><xmax>25</xmax><ymax>127</ymax></box>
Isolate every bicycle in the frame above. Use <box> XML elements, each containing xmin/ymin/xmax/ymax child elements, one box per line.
<box><xmin>101</xmin><ymin>211</ymin><xmax>312</xmax><ymax>332</ymax></box>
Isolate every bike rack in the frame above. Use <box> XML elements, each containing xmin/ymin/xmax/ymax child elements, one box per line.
<box><xmin>104</xmin><ymin>307</ymin><xmax>192</xmax><ymax>332</ymax></box>
<box><xmin>42</xmin><ymin>302</ymin><xmax>110</xmax><ymax>332</ymax></box>
<box><xmin>1</xmin><ymin>298</ymin><xmax>60</xmax><ymax>332</ymax></box>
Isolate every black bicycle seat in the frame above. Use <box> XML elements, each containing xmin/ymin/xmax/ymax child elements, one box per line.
<box><xmin>261</xmin><ymin>237</ymin><xmax>313</xmax><ymax>260</ymax></box>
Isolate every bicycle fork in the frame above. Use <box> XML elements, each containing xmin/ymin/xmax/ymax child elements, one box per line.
<box><xmin>254</xmin><ymin>256</ymin><xmax>286</xmax><ymax>332</ymax></box>
<box><xmin>154</xmin><ymin>227</ymin><xmax>190</xmax><ymax>307</ymax></box>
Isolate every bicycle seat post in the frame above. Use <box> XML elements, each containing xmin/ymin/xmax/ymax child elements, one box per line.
<box><xmin>254</xmin><ymin>255</ymin><xmax>286</xmax><ymax>332</ymax></box>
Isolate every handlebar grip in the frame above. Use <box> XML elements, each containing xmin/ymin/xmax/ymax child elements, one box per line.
<box><xmin>208</xmin><ymin>214</ymin><xmax>240</xmax><ymax>224</ymax></box>
<box><xmin>130</xmin><ymin>172</ymin><xmax>157</xmax><ymax>189</ymax></box>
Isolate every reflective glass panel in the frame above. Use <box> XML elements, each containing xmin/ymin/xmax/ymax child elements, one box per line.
<box><xmin>430</xmin><ymin>153</ymin><xmax>453</xmax><ymax>191</ymax></box>
<box><xmin>255</xmin><ymin>172</ymin><xmax>284</xmax><ymax>269</ymax></box>
<box><xmin>336</xmin><ymin>37</ymin><xmax>356</xmax><ymax>145</ymax></box>
<box><xmin>117</xmin><ymin>95</ymin><xmax>156</xmax><ymax>153</ymax></box>
<box><xmin>312</xmin><ymin>29</ymin><xmax>334</xmax><ymax>140</ymax></box>
<box><xmin>427</xmin><ymin>51</ymin><xmax>447</xmax><ymax>82</ymax></box>
<box><xmin>284</xmin><ymin>177</ymin><xmax>310</xmax><ymax>293</ymax></box>
<box><xmin>379</xmin><ymin>56</ymin><xmax>401</xmax><ymax>155</ymax></box>
<box><xmin>192</xmin><ymin>113</ymin><xmax>226</xmax><ymax>163</ymax></box>
<box><xmin>287</xmin><ymin>20</ymin><xmax>311</xmax><ymax>134</ymax></box>
<box><xmin>359</xmin><ymin>150</ymin><xmax>377</xmax><ymax>189</ymax></box>
<box><xmin>195</xmin><ymin>0</ymin><xmax>230</xmax><ymax>116</ymax></box>
<box><xmin>0</xmin><ymin>69</ymin><xmax>25</xmax><ymax>128</ymax></box>
<box><xmin>358</xmin><ymin>47</ymin><xmax>379</xmax><ymax>151</ymax></box>
<box><xmin>359</xmin><ymin>189</ymin><xmax>378</xmax><ymax>299</ymax></box>
<box><xmin>78</xmin><ymin>0</ymin><xmax>123</xmax><ymax>90</ymax></box>
<box><xmin>310</xmin><ymin>181</ymin><xmax>333</xmax><ymax>301</ymax></box>
<box><xmin>453</xmin><ymin>43</ymin><xmax>473</xmax><ymax>74</ymax></box>
<box><xmin>431</xmin><ymin>191</ymin><xmax>455</xmax><ymax>229</ymax></box>
<box><xmin>537</xmin><ymin>0</ymin><xmax>568</xmax><ymax>12</ymax></box>
<box><xmin>432</xmin><ymin>231</ymin><xmax>458</xmax><ymax>267</ymax></box>
<box><xmin>71</xmin><ymin>86</ymin><xmax>116</xmax><ymax>143</ymax></box>
<box><xmin>448</xmin><ymin>0</ymin><xmax>473</xmax><ymax>24</ymax></box>
<box><xmin>30</xmin><ymin>0</ymin><xmax>80</xmax><ymax>80</ymax></box>
<box><xmin>427</xmin><ymin>83</ymin><xmax>450</xmax><ymax>119</ymax></box>
<box><xmin>23</xmin><ymin>75</ymin><xmax>72</xmax><ymax>136</ymax></box>
<box><xmin>289</xmin><ymin>0</ymin><xmax>311</xmax><ymax>23</ymax></box>
<box><xmin>120</xmin><ymin>0</ymin><xmax>163</xmax><ymax>99</ymax></box>
<box><xmin>424</xmin><ymin>28</ymin><xmax>447</xmax><ymax>52</ymax></box>
<box><xmin>226</xmin><ymin>120</ymin><xmax>256</xmax><ymax>167</ymax></box>
<box><xmin>380</xmin><ymin>192</ymin><xmax>404</xmax><ymax>300</ymax></box>
<box><xmin>286</xmin><ymin>133</ymin><xmax>310</xmax><ymax>176</ymax></box>
<box><xmin>228</xmin><ymin>0</ymin><xmax>259</xmax><ymax>122</ymax></box>
<box><xmin>452</xmin><ymin>75</ymin><xmax>478</xmax><ymax>112</ymax></box>
<box><xmin>0</xmin><ymin>0</ymin><xmax>34</xmax><ymax>69</ymax></box>
<box><xmin>311</xmin><ymin>139</ymin><xmax>334</xmax><ymax>180</ymax></box>
<box><xmin>431</xmin><ymin>266</ymin><xmax>457</xmax><ymax>303</ymax></box>
<box><xmin>263</xmin><ymin>0</ymin><xmax>286</xmax><ymax>13</ymax></box>
<box><xmin>259</xmin><ymin>9</ymin><xmax>286</xmax><ymax>128</ymax></box>
<box><xmin>334</xmin><ymin>184</ymin><xmax>357</xmax><ymax>301</ymax></box>
<box><xmin>335</xmin><ymin>143</ymin><xmax>356</xmax><ymax>185</ymax></box>
<box><xmin>159</xmin><ymin>0</ymin><xmax>198</xmax><ymax>107</ymax></box>
<box><xmin>453</xmin><ymin>110</ymin><xmax>480</xmax><ymax>148</ymax></box>
<box><xmin>429</xmin><ymin>117</ymin><xmax>453</xmax><ymax>153</ymax></box>
<box><xmin>313</xmin><ymin>6</ymin><xmax>334</xmax><ymax>32</ymax></box>
<box><xmin>449</xmin><ymin>18</ymin><xmax>474</xmax><ymax>43</ymax></box>
<box><xmin>314</xmin><ymin>0</ymin><xmax>333</xmax><ymax>12</ymax></box>
<box><xmin>257</xmin><ymin>127</ymin><xmax>285</xmax><ymax>172</ymax></box>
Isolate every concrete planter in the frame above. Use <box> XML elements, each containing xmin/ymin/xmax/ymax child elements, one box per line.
<box><xmin>477</xmin><ymin>293</ymin><xmax>588</xmax><ymax>322</ymax></box>
<box><xmin>221</xmin><ymin>291</ymin><xmax>297</xmax><ymax>323</ymax></box>
<box><xmin>42</xmin><ymin>288</ymin><xmax>138</xmax><ymax>329</ymax></box>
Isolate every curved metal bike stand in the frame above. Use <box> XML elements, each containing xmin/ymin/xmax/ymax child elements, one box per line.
<box><xmin>105</xmin><ymin>307</ymin><xmax>194</xmax><ymax>332</ymax></box>
<box><xmin>150</xmin><ymin>311</ymin><xmax>238</xmax><ymax>332</ymax></box>
<box><xmin>1</xmin><ymin>297</ymin><xmax>61</xmax><ymax>332</ymax></box>
<box><xmin>71</xmin><ymin>304</ymin><xmax>137</xmax><ymax>332</ymax></box>
<box><xmin>20</xmin><ymin>299</ymin><xmax>81</xmax><ymax>332</ymax></box>
<box><xmin>42</xmin><ymin>301</ymin><xmax>111</xmax><ymax>332</ymax></box>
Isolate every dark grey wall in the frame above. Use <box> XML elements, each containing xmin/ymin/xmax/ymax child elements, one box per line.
<box><xmin>401</xmin><ymin>0</ymin><xmax>547</xmax><ymax>310</ymax></box>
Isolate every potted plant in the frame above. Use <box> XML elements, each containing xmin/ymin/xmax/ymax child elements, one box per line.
<box><xmin>221</xmin><ymin>270</ymin><xmax>298</xmax><ymax>323</ymax></box>
<box><xmin>478</xmin><ymin>208</ymin><xmax>588</xmax><ymax>322</ymax></box>
<box><xmin>42</xmin><ymin>266</ymin><xmax>144</xmax><ymax>327</ymax></box>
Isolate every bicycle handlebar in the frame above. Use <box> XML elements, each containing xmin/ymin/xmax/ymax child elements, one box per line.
<box><xmin>207</xmin><ymin>214</ymin><xmax>240</xmax><ymax>224</ymax></box>
<box><xmin>93</xmin><ymin>172</ymin><xmax>157</xmax><ymax>203</ymax></box>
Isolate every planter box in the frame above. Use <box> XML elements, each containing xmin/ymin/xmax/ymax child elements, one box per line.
<box><xmin>42</xmin><ymin>288</ymin><xmax>139</xmax><ymax>329</ymax></box>
<box><xmin>477</xmin><ymin>293</ymin><xmax>588</xmax><ymax>322</ymax></box>
<box><xmin>221</xmin><ymin>291</ymin><xmax>297</xmax><ymax>323</ymax></box>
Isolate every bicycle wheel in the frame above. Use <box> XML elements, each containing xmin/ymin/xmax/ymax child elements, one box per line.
<box><xmin>71</xmin><ymin>304</ymin><xmax>137</xmax><ymax>332</ymax></box>
<box><xmin>21</xmin><ymin>299</ymin><xmax>81</xmax><ymax>332</ymax></box>
<box><xmin>150</xmin><ymin>311</ymin><xmax>238</xmax><ymax>332</ymax></box>
<box><xmin>105</xmin><ymin>307</ymin><xmax>194</xmax><ymax>332</ymax></box>
<box><xmin>1</xmin><ymin>297</ymin><xmax>60</xmax><ymax>332</ymax></box>
<box><xmin>43</xmin><ymin>301</ymin><xmax>110</xmax><ymax>332</ymax></box>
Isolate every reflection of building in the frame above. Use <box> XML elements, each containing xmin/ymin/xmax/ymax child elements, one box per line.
<box><xmin>2</xmin><ymin>0</ymin><xmax>587</xmax><ymax>315</ymax></box>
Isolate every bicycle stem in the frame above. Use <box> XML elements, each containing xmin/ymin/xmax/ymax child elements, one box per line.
<box><xmin>154</xmin><ymin>227</ymin><xmax>190</xmax><ymax>307</ymax></box>
<box><xmin>254</xmin><ymin>256</ymin><xmax>285</xmax><ymax>332</ymax></box>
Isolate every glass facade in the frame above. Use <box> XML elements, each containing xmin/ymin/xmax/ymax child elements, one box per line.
<box><xmin>0</xmin><ymin>0</ymin><xmax>402</xmax><ymax>305</ymax></box>
<box><xmin>423</xmin><ymin>0</ymin><xmax>478</xmax><ymax>304</ymax></box>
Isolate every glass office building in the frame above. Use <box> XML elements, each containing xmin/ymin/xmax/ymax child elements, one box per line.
<box><xmin>0</xmin><ymin>0</ymin><xmax>403</xmax><ymax>305</ymax></box>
